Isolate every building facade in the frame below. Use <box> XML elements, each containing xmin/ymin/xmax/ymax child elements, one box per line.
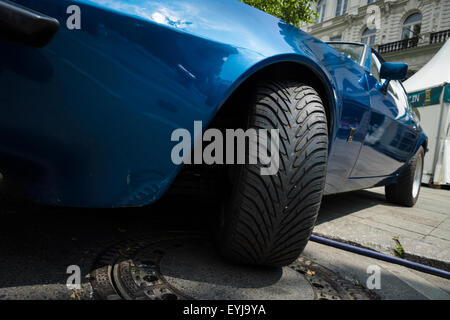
<box><xmin>302</xmin><ymin>0</ymin><xmax>450</xmax><ymax>77</ymax></box>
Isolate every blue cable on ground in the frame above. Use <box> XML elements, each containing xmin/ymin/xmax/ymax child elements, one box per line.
<box><xmin>310</xmin><ymin>234</ymin><xmax>450</xmax><ymax>279</ymax></box>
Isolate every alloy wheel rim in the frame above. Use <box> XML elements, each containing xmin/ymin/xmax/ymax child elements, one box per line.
<box><xmin>412</xmin><ymin>154</ymin><xmax>423</xmax><ymax>199</ymax></box>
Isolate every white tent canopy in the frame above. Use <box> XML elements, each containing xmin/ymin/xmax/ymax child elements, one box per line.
<box><xmin>403</xmin><ymin>39</ymin><xmax>450</xmax><ymax>185</ymax></box>
<box><xmin>404</xmin><ymin>39</ymin><xmax>450</xmax><ymax>92</ymax></box>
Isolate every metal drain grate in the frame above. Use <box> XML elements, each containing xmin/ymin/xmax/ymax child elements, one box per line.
<box><xmin>88</xmin><ymin>234</ymin><xmax>377</xmax><ymax>300</ymax></box>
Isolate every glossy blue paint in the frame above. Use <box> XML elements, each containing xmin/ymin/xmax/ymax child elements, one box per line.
<box><xmin>351</xmin><ymin>50</ymin><xmax>419</xmax><ymax>180</ymax></box>
<box><xmin>380</xmin><ymin>62</ymin><xmax>408</xmax><ymax>81</ymax></box>
<box><xmin>0</xmin><ymin>0</ymin><xmax>426</xmax><ymax>206</ymax></box>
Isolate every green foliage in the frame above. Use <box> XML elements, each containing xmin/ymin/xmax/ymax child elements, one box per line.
<box><xmin>393</xmin><ymin>237</ymin><xmax>405</xmax><ymax>258</ymax></box>
<box><xmin>241</xmin><ymin>0</ymin><xmax>318</xmax><ymax>27</ymax></box>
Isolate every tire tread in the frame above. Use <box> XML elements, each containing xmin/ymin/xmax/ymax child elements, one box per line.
<box><xmin>219</xmin><ymin>80</ymin><xmax>328</xmax><ymax>267</ymax></box>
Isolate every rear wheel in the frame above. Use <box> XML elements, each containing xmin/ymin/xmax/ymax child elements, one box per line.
<box><xmin>385</xmin><ymin>146</ymin><xmax>424</xmax><ymax>207</ymax></box>
<box><xmin>217</xmin><ymin>80</ymin><xmax>329</xmax><ymax>267</ymax></box>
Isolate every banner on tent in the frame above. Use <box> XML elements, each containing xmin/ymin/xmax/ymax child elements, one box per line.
<box><xmin>408</xmin><ymin>84</ymin><xmax>450</xmax><ymax>108</ymax></box>
<box><xmin>444</xmin><ymin>83</ymin><xmax>450</xmax><ymax>103</ymax></box>
<box><xmin>408</xmin><ymin>86</ymin><xmax>443</xmax><ymax>108</ymax></box>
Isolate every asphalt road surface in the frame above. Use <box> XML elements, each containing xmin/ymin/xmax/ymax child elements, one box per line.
<box><xmin>0</xmin><ymin>193</ymin><xmax>449</xmax><ymax>300</ymax></box>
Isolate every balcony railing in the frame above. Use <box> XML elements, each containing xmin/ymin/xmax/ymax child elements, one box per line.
<box><xmin>430</xmin><ymin>29</ymin><xmax>450</xmax><ymax>44</ymax></box>
<box><xmin>378</xmin><ymin>37</ymin><xmax>419</xmax><ymax>54</ymax></box>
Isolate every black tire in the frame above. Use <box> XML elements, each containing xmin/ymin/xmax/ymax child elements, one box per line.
<box><xmin>385</xmin><ymin>146</ymin><xmax>424</xmax><ymax>207</ymax></box>
<box><xmin>217</xmin><ymin>81</ymin><xmax>329</xmax><ymax>267</ymax></box>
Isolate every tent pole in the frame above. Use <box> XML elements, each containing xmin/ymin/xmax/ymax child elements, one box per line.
<box><xmin>431</xmin><ymin>84</ymin><xmax>447</xmax><ymax>184</ymax></box>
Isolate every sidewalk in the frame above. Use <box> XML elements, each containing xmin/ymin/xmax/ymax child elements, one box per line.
<box><xmin>314</xmin><ymin>186</ymin><xmax>450</xmax><ymax>271</ymax></box>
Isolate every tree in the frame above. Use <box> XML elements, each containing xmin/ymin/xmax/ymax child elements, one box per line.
<box><xmin>241</xmin><ymin>0</ymin><xmax>318</xmax><ymax>27</ymax></box>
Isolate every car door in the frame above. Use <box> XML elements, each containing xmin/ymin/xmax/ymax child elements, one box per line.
<box><xmin>320</xmin><ymin>43</ymin><xmax>372</xmax><ymax>194</ymax></box>
<box><xmin>350</xmin><ymin>49</ymin><xmax>418</xmax><ymax>178</ymax></box>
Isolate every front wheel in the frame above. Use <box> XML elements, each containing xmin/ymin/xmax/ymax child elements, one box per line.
<box><xmin>385</xmin><ymin>146</ymin><xmax>424</xmax><ymax>207</ymax></box>
<box><xmin>217</xmin><ymin>81</ymin><xmax>329</xmax><ymax>267</ymax></box>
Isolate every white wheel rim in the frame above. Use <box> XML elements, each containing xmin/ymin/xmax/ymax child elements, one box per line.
<box><xmin>412</xmin><ymin>154</ymin><xmax>423</xmax><ymax>199</ymax></box>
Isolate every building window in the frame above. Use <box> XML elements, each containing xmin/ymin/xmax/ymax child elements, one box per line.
<box><xmin>330</xmin><ymin>35</ymin><xmax>342</xmax><ymax>41</ymax></box>
<box><xmin>361</xmin><ymin>27</ymin><xmax>377</xmax><ymax>45</ymax></box>
<box><xmin>335</xmin><ymin>0</ymin><xmax>348</xmax><ymax>17</ymax></box>
<box><xmin>317</xmin><ymin>0</ymin><xmax>327</xmax><ymax>23</ymax></box>
<box><xmin>402</xmin><ymin>13</ymin><xmax>422</xmax><ymax>39</ymax></box>
<box><xmin>367</xmin><ymin>0</ymin><xmax>377</xmax><ymax>4</ymax></box>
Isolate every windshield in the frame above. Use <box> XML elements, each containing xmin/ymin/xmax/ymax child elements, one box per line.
<box><xmin>327</xmin><ymin>42</ymin><xmax>364</xmax><ymax>65</ymax></box>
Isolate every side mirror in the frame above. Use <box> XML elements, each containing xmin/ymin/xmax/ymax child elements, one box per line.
<box><xmin>376</xmin><ymin>62</ymin><xmax>408</xmax><ymax>93</ymax></box>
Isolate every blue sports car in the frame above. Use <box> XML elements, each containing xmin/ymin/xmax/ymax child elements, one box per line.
<box><xmin>0</xmin><ymin>0</ymin><xmax>426</xmax><ymax>266</ymax></box>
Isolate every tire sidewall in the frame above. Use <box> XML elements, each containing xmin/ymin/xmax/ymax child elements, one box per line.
<box><xmin>411</xmin><ymin>147</ymin><xmax>424</xmax><ymax>204</ymax></box>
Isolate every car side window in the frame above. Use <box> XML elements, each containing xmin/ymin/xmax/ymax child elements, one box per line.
<box><xmin>389</xmin><ymin>80</ymin><xmax>410</xmax><ymax>119</ymax></box>
<box><xmin>398</xmin><ymin>82</ymin><xmax>414</xmax><ymax>113</ymax></box>
<box><xmin>370</xmin><ymin>53</ymin><xmax>381</xmax><ymax>82</ymax></box>
<box><xmin>370</xmin><ymin>51</ymin><xmax>409</xmax><ymax>119</ymax></box>
<box><xmin>387</xmin><ymin>82</ymin><xmax>397</xmax><ymax>98</ymax></box>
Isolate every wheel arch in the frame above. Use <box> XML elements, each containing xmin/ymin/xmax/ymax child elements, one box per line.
<box><xmin>421</xmin><ymin>135</ymin><xmax>428</xmax><ymax>154</ymax></box>
<box><xmin>413</xmin><ymin>131</ymin><xmax>428</xmax><ymax>156</ymax></box>
<box><xmin>213</xmin><ymin>56</ymin><xmax>337</xmax><ymax>151</ymax></box>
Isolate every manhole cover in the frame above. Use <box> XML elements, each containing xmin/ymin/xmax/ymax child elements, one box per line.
<box><xmin>89</xmin><ymin>234</ymin><xmax>376</xmax><ymax>300</ymax></box>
